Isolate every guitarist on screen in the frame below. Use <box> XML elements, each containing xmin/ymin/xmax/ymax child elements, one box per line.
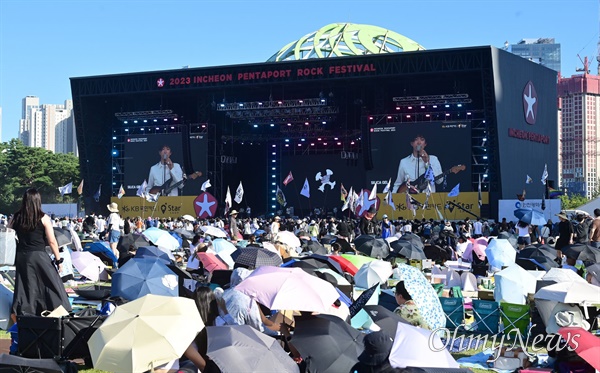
<box><xmin>146</xmin><ymin>145</ymin><xmax>184</xmax><ymax>196</ymax></box>
<box><xmin>392</xmin><ymin>134</ymin><xmax>443</xmax><ymax>193</ymax></box>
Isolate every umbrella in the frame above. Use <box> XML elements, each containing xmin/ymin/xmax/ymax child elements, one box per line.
<box><xmin>389</xmin><ymin>239</ymin><xmax>426</xmax><ymax>260</ymax></box>
<box><xmin>497</xmin><ymin>232</ymin><xmax>518</xmax><ymax>248</ymax></box>
<box><xmin>314</xmin><ymin>268</ymin><xmax>352</xmax><ymax>286</ymax></box>
<box><xmin>200</xmin><ymin>225</ymin><xmax>227</xmax><ymax>238</ymax></box>
<box><xmin>0</xmin><ymin>354</ymin><xmax>62</xmax><ymax>372</ymax></box>
<box><xmin>398</xmin><ymin>233</ymin><xmax>425</xmax><ymax>251</ymax></box>
<box><xmin>168</xmin><ymin>231</ymin><xmax>183</xmax><ymax>247</ymax></box>
<box><xmin>298</xmin><ymin>254</ymin><xmax>345</xmax><ymax>274</ymax></box>
<box><xmin>211</xmin><ymin>238</ymin><xmax>237</xmax><ymax>268</ymax></box>
<box><xmin>198</xmin><ymin>252</ymin><xmax>228</xmax><ymax>272</ymax></box>
<box><xmin>494</xmin><ymin>265</ymin><xmax>537</xmax><ymax>305</ymax></box>
<box><xmin>341</xmin><ymin>253</ymin><xmax>377</xmax><ymax>269</ymax></box>
<box><xmin>389</xmin><ymin>322</ymin><xmax>460</xmax><ymax>369</ymax></box>
<box><xmin>536</xmin><ymin>299</ymin><xmax>590</xmax><ymax>334</ymax></box>
<box><xmin>0</xmin><ymin>283</ymin><xmax>13</xmax><ymax>331</ymax></box>
<box><xmin>234</xmin><ymin>247</ymin><xmax>283</xmax><ymax>268</ymax></box>
<box><xmin>364</xmin><ymin>305</ymin><xmax>410</xmax><ymax>337</ymax></box>
<box><xmin>349</xmin><ymin>284</ymin><xmax>379</xmax><ymax>318</ymax></box>
<box><xmin>485</xmin><ymin>239</ymin><xmax>516</xmax><ymax>269</ymax></box>
<box><xmin>558</xmin><ymin>327</ymin><xmax>600</xmax><ymax>371</ymax></box>
<box><xmin>53</xmin><ymin>227</ymin><xmax>72</xmax><ymax>247</ymax></box>
<box><xmin>206</xmin><ymin>325</ymin><xmax>299</xmax><ymax>373</ymax></box>
<box><xmin>83</xmin><ymin>241</ymin><xmax>118</xmax><ymax>266</ymax></box>
<box><xmin>300</xmin><ymin>238</ymin><xmax>327</xmax><ymax>255</ymax></box>
<box><xmin>462</xmin><ymin>240</ymin><xmax>487</xmax><ymax>262</ymax></box>
<box><xmin>142</xmin><ymin>227</ymin><xmax>180</xmax><ymax>252</ymax></box>
<box><xmin>70</xmin><ymin>251</ymin><xmax>108</xmax><ymax>282</ymax></box>
<box><xmin>321</xmin><ymin>234</ymin><xmax>337</xmax><ymax>245</ymax></box>
<box><xmin>235</xmin><ymin>266</ymin><xmax>339</xmax><ymax>313</ymax></box>
<box><xmin>423</xmin><ymin>244</ymin><xmax>452</xmax><ymax>261</ymax></box>
<box><xmin>542</xmin><ymin>268</ymin><xmax>587</xmax><ymax>284</ymax></box>
<box><xmin>354</xmin><ymin>260</ymin><xmax>393</xmax><ymax>289</ymax></box>
<box><xmin>514</xmin><ymin>208</ymin><xmax>547</xmax><ymax>226</ymax></box>
<box><xmin>117</xmin><ymin>233</ymin><xmax>149</xmax><ymax>254</ymax></box>
<box><xmin>393</xmin><ymin>264</ymin><xmax>446</xmax><ymax>331</ymax></box>
<box><xmin>88</xmin><ymin>294</ymin><xmax>204</xmax><ymax>373</ymax></box>
<box><xmin>291</xmin><ymin>314</ymin><xmax>364</xmax><ymax>373</ymax></box>
<box><xmin>111</xmin><ymin>258</ymin><xmax>179</xmax><ymax>300</ymax></box>
<box><xmin>174</xmin><ymin>228</ymin><xmax>194</xmax><ymax>240</ymax></box>
<box><xmin>275</xmin><ymin>231</ymin><xmax>301</xmax><ymax>249</ymax></box>
<box><xmin>135</xmin><ymin>245</ymin><xmax>172</xmax><ymax>264</ymax></box>
<box><xmin>534</xmin><ymin>281</ymin><xmax>600</xmax><ymax>305</ymax></box>
<box><xmin>354</xmin><ymin>235</ymin><xmax>390</xmax><ymax>259</ymax></box>
<box><xmin>563</xmin><ymin>244</ymin><xmax>600</xmax><ymax>266</ymax></box>
<box><xmin>516</xmin><ymin>256</ymin><xmax>558</xmax><ymax>271</ymax></box>
<box><xmin>518</xmin><ymin>245</ymin><xmax>557</xmax><ymax>260</ymax></box>
<box><xmin>182</xmin><ymin>214</ymin><xmax>196</xmax><ymax>222</ymax></box>
<box><xmin>587</xmin><ymin>263</ymin><xmax>600</xmax><ymax>283</ymax></box>
<box><xmin>74</xmin><ymin>284</ymin><xmax>112</xmax><ymax>300</ymax></box>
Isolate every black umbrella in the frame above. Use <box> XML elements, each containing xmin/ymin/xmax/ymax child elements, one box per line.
<box><xmin>349</xmin><ymin>284</ymin><xmax>378</xmax><ymax>318</ymax></box>
<box><xmin>53</xmin><ymin>227</ymin><xmax>72</xmax><ymax>247</ymax></box>
<box><xmin>378</xmin><ymin>289</ymin><xmax>399</xmax><ymax>312</ymax></box>
<box><xmin>321</xmin><ymin>234</ymin><xmax>337</xmax><ymax>245</ymax></box>
<box><xmin>364</xmin><ymin>305</ymin><xmax>410</xmax><ymax>337</ymax></box>
<box><xmin>295</xmin><ymin>254</ymin><xmax>344</xmax><ymax>275</ymax></box>
<box><xmin>423</xmin><ymin>244</ymin><xmax>452</xmax><ymax>261</ymax></box>
<box><xmin>74</xmin><ymin>284</ymin><xmax>112</xmax><ymax>300</ymax></box>
<box><xmin>0</xmin><ymin>353</ymin><xmax>62</xmax><ymax>372</ymax></box>
<box><xmin>234</xmin><ymin>247</ymin><xmax>283</xmax><ymax>269</ymax></box>
<box><xmin>518</xmin><ymin>246</ymin><xmax>557</xmax><ymax>260</ymax></box>
<box><xmin>353</xmin><ymin>235</ymin><xmax>389</xmax><ymax>259</ymax></box>
<box><xmin>117</xmin><ymin>233</ymin><xmax>149</xmax><ymax>255</ymax></box>
<box><xmin>562</xmin><ymin>243</ymin><xmax>600</xmax><ymax>266</ymax></box>
<box><xmin>291</xmin><ymin>314</ymin><xmax>364</xmax><ymax>373</ymax></box>
<box><xmin>389</xmin><ymin>239</ymin><xmax>427</xmax><ymax>260</ymax></box>
<box><xmin>516</xmin><ymin>256</ymin><xmax>558</xmax><ymax>271</ymax></box>
<box><xmin>300</xmin><ymin>238</ymin><xmax>328</xmax><ymax>255</ymax></box>
<box><xmin>174</xmin><ymin>228</ymin><xmax>194</xmax><ymax>240</ymax></box>
<box><xmin>497</xmin><ymin>231</ymin><xmax>518</xmax><ymax>248</ymax></box>
<box><xmin>398</xmin><ymin>233</ymin><xmax>425</xmax><ymax>250</ymax></box>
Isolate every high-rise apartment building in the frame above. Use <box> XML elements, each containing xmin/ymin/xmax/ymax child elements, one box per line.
<box><xmin>558</xmin><ymin>71</ymin><xmax>600</xmax><ymax>198</ymax></box>
<box><xmin>18</xmin><ymin>96</ymin><xmax>78</xmax><ymax>155</ymax></box>
<box><xmin>510</xmin><ymin>38</ymin><xmax>561</xmax><ymax>72</ymax></box>
<box><xmin>0</xmin><ymin>106</ymin><xmax>3</xmax><ymax>142</ymax></box>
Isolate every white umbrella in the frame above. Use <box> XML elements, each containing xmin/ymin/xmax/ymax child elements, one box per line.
<box><xmin>534</xmin><ymin>281</ymin><xmax>600</xmax><ymax>304</ymax></box>
<box><xmin>354</xmin><ymin>260</ymin><xmax>393</xmax><ymax>289</ymax></box>
<box><xmin>389</xmin><ymin>322</ymin><xmax>460</xmax><ymax>369</ymax></box>
<box><xmin>313</xmin><ymin>268</ymin><xmax>351</xmax><ymax>286</ymax></box>
<box><xmin>494</xmin><ymin>265</ymin><xmax>537</xmax><ymax>305</ymax></box>
<box><xmin>142</xmin><ymin>228</ymin><xmax>179</xmax><ymax>258</ymax></box>
<box><xmin>485</xmin><ymin>239</ymin><xmax>516</xmax><ymax>270</ymax></box>
<box><xmin>201</xmin><ymin>225</ymin><xmax>227</xmax><ymax>238</ymax></box>
<box><xmin>211</xmin><ymin>238</ymin><xmax>237</xmax><ymax>269</ymax></box>
<box><xmin>535</xmin><ymin>299</ymin><xmax>591</xmax><ymax>334</ymax></box>
<box><xmin>275</xmin><ymin>231</ymin><xmax>301</xmax><ymax>249</ymax></box>
<box><xmin>88</xmin><ymin>294</ymin><xmax>203</xmax><ymax>373</ymax></box>
<box><xmin>542</xmin><ymin>268</ymin><xmax>587</xmax><ymax>284</ymax></box>
<box><xmin>182</xmin><ymin>214</ymin><xmax>196</xmax><ymax>222</ymax></box>
<box><xmin>70</xmin><ymin>251</ymin><xmax>108</xmax><ymax>282</ymax></box>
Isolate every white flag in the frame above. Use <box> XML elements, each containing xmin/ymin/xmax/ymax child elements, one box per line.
<box><xmin>342</xmin><ymin>187</ymin><xmax>354</xmax><ymax>211</ymax></box>
<box><xmin>525</xmin><ymin>175</ymin><xmax>533</xmax><ymax>184</ymax></box>
<box><xmin>201</xmin><ymin>179</ymin><xmax>212</xmax><ymax>192</ymax></box>
<box><xmin>351</xmin><ymin>188</ymin><xmax>360</xmax><ymax>212</ymax></box>
<box><xmin>136</xmin><ymin>180</ymin><xmax>147</xmax><ymax>198</ymax></box>
<box><xmin>300</xmin><ymin>178</ymin><xmax>310</xmax><ymax>198</ymax></box>
<box><xmin>382</xmin><ymin>178</ymin><xmax>392</xmax><ymax>194</ymax></box>
<box><xmin>58</xmin><ymin>182</ymin><xmax>73</xmax><ymax>196</ymax></box>
<box><xmin>225</xmin><ymin>186</ymin><xmax>232</xmax><ymax>214</ymax></box>
<box><xmin>146</xmin><ymin>193</ymin><xmax>159</xmax><ymax>203</ymax></box>
<box><xmin>386</xmin><ymin>191</ymin><xmax>396</xmax><ymax>211</ymax></box>
<box><xmin>541</xmin><ymin>164</ymin><xmax>548</xmax><ymax>185</ymax></box>
<box><xmin>234</xmin><ymin>181</ymin><xmax>244</xmax><ymax>204</ymax></box>
<box><xmin>368</xmin><ymin>183</ymin><xmax>377</xmax><ymax>201</ymax></box>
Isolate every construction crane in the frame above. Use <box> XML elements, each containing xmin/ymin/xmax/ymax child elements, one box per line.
<box><xmin>577</xmin><ymin>54</ymin><xmax>590</xmax><ymax>74</ymax></box>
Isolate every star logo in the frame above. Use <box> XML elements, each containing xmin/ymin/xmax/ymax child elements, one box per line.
<box><xmin>157</xmin><ymin>78</ymin><xmax>165</xmax><ymax>88</ymax></box>
<box><xmin>522</xmin><ymin>81</ymin><xmax>538</xmax><ymax>125</ymax></box>
<box><xmin>355</xmin><ymin>189</ymin><xmax>380</xmax><ymax>217</ymax></box>
<box><xmin>193</xmin><ymin>192</ymin><xmax>218</xmax><ymax>218</ymax></box>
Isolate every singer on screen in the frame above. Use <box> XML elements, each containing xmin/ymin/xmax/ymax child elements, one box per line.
<box><xmin>146</xmin><ymin>145</ymin><xmax>184</xmax><ymax>197</ymax></box>
<box><xmin>392</xmin><ymin>134</ymin><xmax>443</xmax><ymax>193</ymax></box>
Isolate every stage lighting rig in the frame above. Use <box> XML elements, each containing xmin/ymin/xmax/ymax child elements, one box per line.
<box><xmin>115</xmin><ymin>110</ymin><xmax>178</xmax><ymax>123</ymax></box>
<box><xmin>216</xmin><ymin>97</ymin><xmax>327</xmax><ymax>111</ymax></box>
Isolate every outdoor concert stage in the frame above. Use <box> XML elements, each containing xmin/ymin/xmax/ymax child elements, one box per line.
<box><xmin>71</xmin><ymin>46</ymin><xmax>557</xmax><ymax>219</ymax></box>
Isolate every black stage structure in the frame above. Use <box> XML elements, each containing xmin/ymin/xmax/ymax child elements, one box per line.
<box><xmin>71</xmin><ymin>46</ymin><xmax>557</xmax><ymax>219</ymax></box>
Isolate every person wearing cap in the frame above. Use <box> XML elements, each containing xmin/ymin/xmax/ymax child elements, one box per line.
<box><xmin>270</xmin><ymin>216</ymin><xmax>281</xmax><ymax>237</ymax></box>
<box><xmin>351</xmin><ymin>330</ymin><xmax>399</xmax><ymax>373</ymax></box>
<box><xmin>555</xmin><ymin>212</ymin><xmax>574</xmax><ymax>262</ymax></box>
<box><xmin>106</xmin><ymin>202</ymin><xmax>123</xmax><ymax>264</ymax></box>
<box><xmin>381</xmin><ymin>214</ymin><xmax>392</xmax><ymax>239</ymax></box>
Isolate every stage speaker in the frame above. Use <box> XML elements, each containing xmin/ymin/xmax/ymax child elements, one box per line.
<box><xmin>361</xmin><ymin>116</ymin><xmax>373</xmax><ymax>170</ymax></box>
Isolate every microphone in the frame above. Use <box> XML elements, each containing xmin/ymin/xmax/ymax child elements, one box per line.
<box><xmin>163</xmin><ymin>153</ymin><xmax>168</xmax><ymax>160</ymax></box>
<box><xmin>416</xmin><ymin>145</ymin><xmax>421</xmax><ymax>156</ymax></box>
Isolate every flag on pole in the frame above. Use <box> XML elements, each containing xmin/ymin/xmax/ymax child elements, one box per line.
<box><xmin>300</xmin><ymin>178</ymin><xmax>310</xmax><ymax>198</ymax></box>
<box><xmin>276</xmin><ymin>185</ymin><xmax>287</xmax><ymax>206</ymax></box>
<box><xmin>118</xmin><ymin>184</ymin><xmax>125</xmax><ymax>199</ymax></box>
<box><xmin>58</xmin><ymin>182</ymin><xmax>73</xmax><ymax>196</ymax></box>
<box><xmin>93</xmin><ymin>185</ymin><xmax>101</xmax><ymax>202</ymax></box>
<box><xmin>526</xmin><ymin>175</ymin><xmax>533</xmax><ymax>184</ymax></box>
<box><xmin>382</xmin><ymin>179</ymin><xmax>392</xmax><ymax>194</ymax></box>
<box><xmin>342</xmin><ymin>187</ymin><xmax>353</xmax><ymax>211</ymax></box>
<box><xmin>136</xmin><ymin>180</ymin><xmax>147</xmax><ymax>198</ymax></box>
<box><xmin>435</xmin><ymin>204</ymin><xmax>444</xmax><ymax>220</ymax></box>
<box><xmin>478</xmin><ymin>175</ymin><xmax>482</xmax><ymax>209</ymax></box>
<box><xmin>224</xmin><ymin>186</ymin><xmax>232</xmax><ymax>214</ymax></box>
<box><xmin>201</xmin><ymin>179</ymin><xmax>212</xmax><ymax>192</ymax></box>
<box><xmin>406</xmin><ymin>193</ymin><xmax>415</xmax><ymax>216</ymax></box>
<box><xmin>340</xmin><ymin>184</ymin><xmax>348</xmax><ymax>202</ymax></box>
<box><xmin>541</xmin><ymin>164</ymin><xmax>548</xmax><ymax>185</ymax></box>
<box><xmin>447</xmin><ymin>183</ymin><xmax>460</xmax><ymax>197</ymax></box>
<box><xmin>368</xmin><ymin>183</ymin><xmax>377</xmax><ymax>201</ymax></box>
<box><xmin>424</xmin><ymin>166</ymin><xmax>435</xmax><ymax>187</ymax></box>
<box><xmin>146</xmin><ymin>193</ymin><xmax>159</xmax><ymax>203</ymax></box>
<box><xmin>385</xmin><ymin>190</ymin><xmax>396</xmax><ymax>211</ymax></box>
<box><xmin>283</xmin><ymin>171</ymin><xmax>294</xmax><ymax>186</ymax></box>
<box><xmin>77</xmin><ymin>180</ymin><xmax>84</xmax><ymax>195</ymax></box>
<box><xmin>234</xmin><ymin>181</ymin><xmax>244</xmax><ymax>204</ymax></box>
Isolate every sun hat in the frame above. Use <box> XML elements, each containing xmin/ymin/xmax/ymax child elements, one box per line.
<box><xmin>556</xmin><ymin>212</ymin><xmax>568</xmax><ymax>220</ymax></box>
<box><xmin>106</xmin><ymin>203</ymin><xmax>119</xmax><ymax>213</ymax></box>
<box><xmin>382</xmin><ymin>214</ymin><xmax>388</xmax><ymax>219</ymax></box>
<box><xmin>357</xmin><ymin>331</ymin><xmax>393</xmax><ymax>366</ymax></box>
<box><xmin>230</xmin><ymin>210</ymin><xmax>238</xmax><ymax>215</ymax></box>
<box><xmin>545</xmin><ymin>303</ymin><xmax>590</xmax><ymax>334</ymax></box>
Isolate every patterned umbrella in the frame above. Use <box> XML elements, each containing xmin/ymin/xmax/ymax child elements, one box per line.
<box><xmin>393</xmin><ymin>264</ymin><xmax>445</xmax><ymax>331</ymax></box>
<box><xmin>234</xmin><ymin>247</ymin><xmax>283</xmax><ymax>269</ymax></box>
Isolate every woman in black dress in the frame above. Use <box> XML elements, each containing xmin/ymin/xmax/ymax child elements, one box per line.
<box><xmin>554</xmin><ymin>212</ymin><xmax>574</xmax><ymax>264</ymax></box>
<box><xmin>9</xmin><ymin>188</ymin><xmax>72</xmax><ymax>316</ymax></box>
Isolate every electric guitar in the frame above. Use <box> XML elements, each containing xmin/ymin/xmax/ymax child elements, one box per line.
<box><xmin>397</xmin><ymin>165</ymin><xmax>465</xmax><ymax>194</ymax></box>
<box><xmin>149</xmin><ymin>171</ymin><xmax>203</xmax><ymax>196</ymax></box>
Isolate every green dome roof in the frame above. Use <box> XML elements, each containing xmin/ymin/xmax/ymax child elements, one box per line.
<box><xmin>267</xmin><ymin>23</ymin><xmax>425</xmax><ymax>62</ymax></box>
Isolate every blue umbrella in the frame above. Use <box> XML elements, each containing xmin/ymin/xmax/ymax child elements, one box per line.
<box><xmin>168</xmin><ymin>231</ymin><xmax>183</xmax><ymax>246</ymax></box>
<box><xmin>111</xmin><ymin>258</ymin><xmax>178</xmax><ymax>300</ymax></box>
<box><xmin>83</xmin><ymin>241</ymin><xmax>118</xmax><ymax>266</ymax></box>
<box><xmin>135</xmin><ymin>246</ymin><xmax>172</xmax><ymax>264</ymax></box>
<box><xmin>514</xmin><ymin>208</ymin><xmax>547</xmax><ymax>226</ymax></box>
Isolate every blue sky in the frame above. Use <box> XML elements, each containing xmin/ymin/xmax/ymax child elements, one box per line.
<box><xmin>1</xmin><ymin>0</ymin><xmax>598</xmax><ymax>142</ymax></box>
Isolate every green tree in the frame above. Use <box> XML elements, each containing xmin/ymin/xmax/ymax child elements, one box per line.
<box><xmin>0</xmin><ymin>139</ymin><xmax>80</xmax><ymax>214</ymax></box>
<box><xmin>558</xmin><ymin>192</ymin><xmax>589</xmax><ymax>210</ymax></box>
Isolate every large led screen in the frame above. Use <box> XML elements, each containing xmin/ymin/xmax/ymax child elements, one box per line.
<box><xmin>367</xmin><ymin>121</ymin><xmax>472</xmax><ymax>193</ymax></box>
<box><xmin>123</xmin><ymin>133</ymin><xmax>207</xmax><ymax>197</ymax></box>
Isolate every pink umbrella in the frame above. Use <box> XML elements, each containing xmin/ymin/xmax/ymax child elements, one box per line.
<box><xmin>234</xmin><ymin>266</ymin><xmax>339</xmax><ymax>313</ymax></box>
<box><xmin>558</xmin><ymin>327</ymin><xmax>600</xmax><ymax>371</ymax></box>
<box><xmin>197</xmin><ymin>252</ymin><xmax>228</xmax><ymax>272</ymax></box>
<box><xmin>463</xmin><ymin>240</ymin><xmax>486</xmax><ymax>262</ymax></box>
<box><xmin>475</xmin><ymin>237</ymin><xmax>489</xmax><ymax>246</ymax></box>
<box><xmin>71</xmin><ymin>251</ymin><xmax>107</xmax><ymax>282</ymax></box>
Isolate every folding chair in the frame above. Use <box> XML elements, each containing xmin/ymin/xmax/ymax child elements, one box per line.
<box><xmin>472</xmin><ymin>299</ymin><xmax>500</xmax><ymax>334</ymax></box>
<box><xmin>499</xmin><ymin>302</ymin><xmax>530</xmax><ymax>337</ymax></box>
<box><xmin>440</xmin><ymin>297</ymin><xmax>464</xmax><ymax>330</ymax></box>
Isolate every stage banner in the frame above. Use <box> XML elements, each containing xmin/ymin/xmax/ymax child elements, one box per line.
<box><xmin>374</xmin><ymin>192</ymin><xmax>488</xmax><ymax>221</ymax></box>
<box><xmin>111</xmin><ymin>196</ymin><xmax>200</xmax><ymax>219</ymax></box>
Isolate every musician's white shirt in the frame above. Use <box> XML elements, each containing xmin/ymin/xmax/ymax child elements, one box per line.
<box><xmin>392</xmin><ymin>154</ymin><xmax>442</xmax><ymax>193</ymax></box>
<box><xmin>146</xmin><ymin>162</ymin><xmax>184</xmax><ymax>196</ymax></box>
